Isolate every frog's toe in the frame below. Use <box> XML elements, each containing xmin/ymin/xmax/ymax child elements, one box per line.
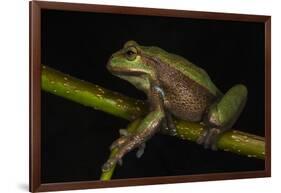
<box><xmin>119</xmin><ymin>129</ymin><xmax>129</xmax><ymax>136</ymax></box>
<box><xmin>110</xmin><ymin>136</ymin><xmax>129</xmax><ymax>150</ymax></box>
<box><xmin>118</xmin><ymin>158</ymin><xmax>123</xmax><ymax>166</ymax></box>
<box><xmin>196</xmin><ymin>130</ymin><xmax>208</xmax><ymax>145</ymax></box>
<box><xmin>197</xmin><ymin>128</ymin><xmax>221</xmax><ymax>151</ymax></box>
<box><xmin>211</xmin><ymin>143</ymin><xmax>218</xmax><ymax>151</ymax></box>
<box><xmin>110</xmin><ymin>129</ymin><xmax>131</xmax><ymax>150</ymax></box>
<box><xmin>136</xmin><ymin>143</ymin><xmax>146</xmax><ymax>158</ymax></box>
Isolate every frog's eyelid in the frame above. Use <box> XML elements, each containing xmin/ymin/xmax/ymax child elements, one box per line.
<box><xmin>126</xmin><ymin>46</ymin><xmax>138</xmax><ymax>54</ymax></box>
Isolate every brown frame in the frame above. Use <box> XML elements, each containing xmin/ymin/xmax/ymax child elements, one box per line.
<box><xmin>30</xmin><ymin>0</ymin><xmax>271</xmax><ymax>192</ymax></box>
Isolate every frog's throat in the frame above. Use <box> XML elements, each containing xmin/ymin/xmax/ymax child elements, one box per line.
<box><xmin>116</xmin><ymin>74</ymin><xmax>150</xmax><ymax>93</ymax></box>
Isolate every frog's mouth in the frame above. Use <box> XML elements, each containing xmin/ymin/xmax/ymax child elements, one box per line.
<box><xmin>107</xmin><ymin>65</ymin><xmax>143</xmax><ymax>77</ymax></box>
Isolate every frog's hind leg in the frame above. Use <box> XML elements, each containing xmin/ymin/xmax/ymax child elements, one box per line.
<box><xmin>102</xmin><ymin>108</ymin><xmax>165</xmax><ymax>172</ymax></box>
<box><xmin>197</xmin><ymin>84</ymin><xmax>247</xmax><ymax>150</ymax></box>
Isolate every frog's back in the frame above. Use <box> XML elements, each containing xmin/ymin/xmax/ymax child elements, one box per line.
<box><xmin>141</xmin><ymin>46</ymin><xmax>221</xmax><ymax>96</ymax></box>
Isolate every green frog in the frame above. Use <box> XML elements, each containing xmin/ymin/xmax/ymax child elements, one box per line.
<box><xmin>103</xmin><ymin>40</ymin><xmax>247</xmax><ymax>171</ymax></box>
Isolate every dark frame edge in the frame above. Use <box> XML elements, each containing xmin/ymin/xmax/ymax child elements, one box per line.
<box><xmin>33</xmin><ymin>0</ymin><xmax>270</xmax><ymax>21</ymax></box>
<box><xmin>264</xmin><ymin>16</ymin><xmax>271</xmax><ymax>177</ymax></box>
<box><xmin>30</xmin><ymin>1</ymin><xmax>42</xmax><ymax>192</ymax></box>
<box><xmin>29</xmin><ymin>1</ymin><xmax>271</xmax><ymax>192</ymax></box>
<box><xmin>37</xmin><ymin>170</ymin><xmax>267</xmax><ymax>192</ymax></box>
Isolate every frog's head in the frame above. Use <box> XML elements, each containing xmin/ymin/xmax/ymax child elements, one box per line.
<box><xmin>107</xmin><ymin>40</ymin><xmax>155</xmax><ymax>78</ymax></box>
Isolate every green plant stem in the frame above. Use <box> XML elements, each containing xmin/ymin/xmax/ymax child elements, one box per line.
<box><xmin>41</xmin><ymin>65</ymin><xmax>147</xmax><ymax>121</ymax></box>
<box><xmin>41</xmin><ymin>65</ymin><xmax>265</xmax><ymax>161</ymax></box>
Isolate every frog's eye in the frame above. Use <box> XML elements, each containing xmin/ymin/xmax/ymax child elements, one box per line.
<box><xmin>125</xmin><ymin>46</ymin><xmax>138</xmax><ymax>61</ymax></box>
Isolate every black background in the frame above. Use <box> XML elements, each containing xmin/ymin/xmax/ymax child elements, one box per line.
<box><xmin>41</xmin><ymin>9</ymin><xmax>265</xmax><ymax>183</ymax></box>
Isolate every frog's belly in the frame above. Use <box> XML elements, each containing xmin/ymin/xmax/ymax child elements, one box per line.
<box><xmin>164</xmin><ymin>89</ymin><xmax>214</xmax><ymax>122</ymax></box>
<box><xmin>155</xmin><ymin>60</ymin><xmax>217</xmax><ymax>122</ymax></box>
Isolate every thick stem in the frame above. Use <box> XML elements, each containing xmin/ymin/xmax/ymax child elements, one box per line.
<box><xmin>41</xmin><ymin>65</ymin><xmax>147</xmax><ymax>121</ymax></box>
<box><xmin>41</xmin><ymin>65</ymin><xmax>265</xmax><ymax>161</ymax></box>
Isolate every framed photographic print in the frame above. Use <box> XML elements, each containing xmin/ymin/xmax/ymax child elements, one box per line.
<box><xmin>30</xmin><ymin>1</ymin><xmax>271</xmax><ymax>192</ymax></box>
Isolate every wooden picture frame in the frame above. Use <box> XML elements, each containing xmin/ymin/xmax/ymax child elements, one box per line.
<box><xmin>30</xmin><ymin>0</ymin><xmax>271</xmax><ymax>192</ymax></box>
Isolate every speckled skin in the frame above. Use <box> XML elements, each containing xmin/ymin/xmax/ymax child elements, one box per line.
<box><xmin>102</xmin><ymin>40</ymin><xmax>247</xmax><ymax>172</ymax></box>
<box><xmin>146</xmin><ymin>56</ymin><xmax>217</xmax><ymax>122</ymax></box>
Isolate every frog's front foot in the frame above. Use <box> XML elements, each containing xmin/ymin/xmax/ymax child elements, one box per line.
<box><xmin>110</xmin><ymin>129</ymin><xmax>131</xmax><ymax>150</ymax></box>
<box><xmin>196</xmin><ymin>128</ymin><xmax>221</xmax><ymax>150</ymax></box>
